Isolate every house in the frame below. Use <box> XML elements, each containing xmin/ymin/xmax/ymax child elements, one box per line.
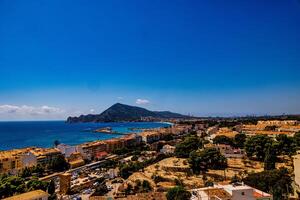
<box><xmin>215</xmin><ymin>144</ymin><xmax>245</xmax><ymax>158</ymax></box>
<box><xmin>190</xmin><ymin>183</ymin><xmax>272</xmax><ymax>200</ymax></box>
<box><xmin>160</xmin><ymin>144</ymin><xmax>175</xmax><ymax>154</ymax></box>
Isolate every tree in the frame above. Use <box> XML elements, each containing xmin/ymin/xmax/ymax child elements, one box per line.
<box><xmin>119</xmin><ymin>162</ymin><xmax>143</xmax><ymax>179</ymax></box>
<box><xmin>131</xmin><ymin>155</ymin><xmax>139</xmax><ymax>161</ymax></box>
<box><xmin>0</xmin><ymin>176</ymin><xmax>26</xmax><ymax>198</ymax></box>
<box><xmin>276</xmin><ymin>134</ymin><xmax>296</xmax><ymax>156</ymax></box>
<box><xmin>244</xmin><ymin>135</ymin><xmax>273</xmax><ymax>160</ymax></box>
<box><xmin>175</xmin><ymin>135</ymin><xmax>203</xmax><ymax>158</ymax></box>
<box><xmin>47</xmin><ymin>180</ymin><xmax>56</xmax><ymax>200</ymax></box>
<box><xmin>47</xmin><ymin>180</ymin><xmax>55</xmax><ymax>195</ymax></box>
<box><xmin>294</xmin><ymin>132</ymin><xmax>300</xmax><ymax>148</ymax></box>
<box><xmin>213</xmin><ymin>135</ymin><xmax>233</xmax><ymax>146</ymax></box>
<box><xmin>243</xmin><ymin>168</ymin><xmax>292</xmax><ymax>200</ymax></box>
<box><xmin>125</xmin><ymin>183</ymin><xmax>133</xmax><ymax>195</ymax></box>
<box><xmin>204</xmin><ymin>181</ymin><xmax>214</xmax><ymax>187</ymax></box>
<box><xmin>26</xmin><ymin>179</ymin><xmax>49</xmax><ymax>191</ymax></box>
<box><xmin>264</xmin><ymin>146</ymin><xmax>276</xmax><ymax>170</ymax></box>
<box><xmin>20</xmin><ymin>167</ymin><xmax>32</xmax><ymax>178</ymax></box>
<box><xmin>188</xmin><ymin>148</ymin><xmax>227</xmax><ymax>175</ymax></box>
<box><xmin>133</xmin><ymin>180</ymin><xmax>152</xmax><ymax>193</ymax></box>
<box><xmin>230</xmin><ymin>175</ymin><xmax>241</xmax><ymax>184</ymax></box>
<box><xmin>166</xmin><ymin>186</ymin><xmax>191</xmax><ymax>200</ymax></box>
<box><xmin>233</xmin><ymin>133</ymin><xmax>247</xmax><ymax>148</ymax></box>
<box><xmin>32</xmin><ymin>164</ymin><xmax>45</xmax><ymax>176</ymax></box>
<box><xmin>93</xmin><ymin>182</ymin><xmax>108</xmax><ymax>196</ymax></box>
<box><xmin>47</xmin><ymin>155</ymin><xmax>69</xmax><ymax>172</ymax></box>
<box><xmin>53</xmin><ymin>140</ymin><xmax>60</xmax><ymax>147</ymax></box>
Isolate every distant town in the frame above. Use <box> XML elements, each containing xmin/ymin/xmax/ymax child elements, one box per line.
<box><xmin>1</xmin><ymin>115</ymin><xmax>300</xmax><ymax>200</ymax></box>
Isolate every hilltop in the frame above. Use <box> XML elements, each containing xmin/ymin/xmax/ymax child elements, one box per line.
<box><xmin>66</xmin><ymin>103</ymin><xmax>190</xmax><ymax>123</ymax></box>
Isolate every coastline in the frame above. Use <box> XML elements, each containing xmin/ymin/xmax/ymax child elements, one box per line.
<box><xmin>0</xmin><ymin>121</ymin><xmax>170</xmax><ymax>151</ymax></box>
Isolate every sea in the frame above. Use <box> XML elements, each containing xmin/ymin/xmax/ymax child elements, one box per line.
<box><xmin>0</xmin><ymin>121</ymin><xmax>171</xmax><ymax>150</ymax></box>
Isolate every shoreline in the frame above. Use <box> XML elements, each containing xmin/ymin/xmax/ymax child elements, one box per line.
<box><xmin>0</xmin><ymin>121</ymin><xmax>170</xmax><ymax>151</ymax></box>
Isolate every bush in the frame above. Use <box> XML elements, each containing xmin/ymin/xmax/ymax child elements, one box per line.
<box><xmin>166</xmin><ymin>186</ymin><xmax>191</xmax><ymax>200</ymax></box>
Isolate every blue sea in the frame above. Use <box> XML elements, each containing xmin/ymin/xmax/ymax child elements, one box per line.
<box><xmin>0</xmin><ymin>121</ymin><xmax>170</xmax><ymax>150</ymax></box>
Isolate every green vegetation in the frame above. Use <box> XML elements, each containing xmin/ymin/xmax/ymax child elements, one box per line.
<box><xmin>264</xmin><ymin>146</ymin><xmax>277</xmax><ymax>170</ymax></box>
<box><xmin>276</xmin><ymin>134</ymin><xmax>296</xmax><ymax>156</ymax></box>
<box><xmin>175</xmin><ymin>135</ymin><xmax>203</xmax><ymax>158</ymax></box>
<box><xmin>48</xmin><ymin>154</ymin><xmax>70</xmax><ymax>172</ymax></box>
<box><xmin>264</xmin><ymin>125</ymin><xmax>277</xmax><ymax>131</ymax></box>
<box><xmin>243</xmin><ymin>168</ymin><xmax>292</xmax><ymax>200</ymax></box>
<box><xmin>294</xmin><ymin>132</ymin><xmax>300</xmax><ymax>147</ymax></box>
<box><xmin>188</xmin><ymin>148</ymin><xmax>227</xmax><ymax>174</ymax></box>
<box><xmin>47</xmin><ymin>180</ymin><xmax>56</xmax><ymax>200</ymax></box>
<box><xmin>166</xmin><ymin>186</ymin><xmax>191</xmax><ymax>200</ymax></box>
<box><xmin>93</xmin><ymin>182</ymin><xmax>108</xmax><ymax>196</ymax></box>
<box><xmin>20</xmin><ymin>164</ymin><xmax>45</xmax><ymax>178</ymax></box>
<box><xmin>53</xmin><ymin>140</ymin><xmax>60</xmax><ymax>147</ymax></box>
<box><xmin>213</xmin><ymin>133</ymin><xmax>247</xmax><ymax>148</ymax></box>
<box><xmin>151</xmin><ymin>174</ymin><xmax>168</xmax><ymax>184</ymax></box>
<box><xmin>213</xmin><ymin>135</ymin><xmax>233</xmax><ymax>146</ymax></box>
<box><xmin>245</xmin><ymin>134</ymin><xmax>298</xmax><ymax>161</ymax></box>
<box><xmin>119</xmin><ymin>162</ymin><xmax>144</xmax><ymax>179</ymax></box>
<box><xmin>233</xmin><ymin>133</ymin><xmax>247</xmax><ymax>148</ymax></box>
<box><xmin>245</xmin><ymin>135</ymin><xmax>274</xmax><ymax>161</ymax></box>
<box><xmin>119</xmin><ymin>154</ymin><xmax>169</xmax><ymax>179</ymax></box>
<box><xmin>133</xmin><ymin>180</ymin><xmax>152</xmax><ymax>193</ymax></box>
<box><xmin>0</xmin><ymin>175</ymin><xmax>51</xmax><ymax>199</ymax></box>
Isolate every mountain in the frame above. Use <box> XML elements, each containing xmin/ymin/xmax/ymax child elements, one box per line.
<box><xmin>66</xmin><ymin>103</ymin><xmax>190</xmax><ymax>123</ymax></box>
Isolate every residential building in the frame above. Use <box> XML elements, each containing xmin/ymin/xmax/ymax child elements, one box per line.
<box><xmin>257</xmin><ymin>120</ymin><xmax>298</xmax><ymax>126</ymax></box>
<box><xmin>3</xmin><ymin>190</ymin><xmax>49</xmax><ymax>200</ymax></box>
<box><xmin>29</xmin><ymin>148</ymin><xmax>62</xmax><ymax>166</ymax></box>
<box><xmin>215</xmin><ymin>144</ymin><xmax>245</xmax><ymax>158</ymax></box>
<box><xmin>0</xmin><ymin>148</ymin><xmax>37</xmax><ymax>174</ymax></box>
<box><xmin>77</xmin><ymin>141</ymin><xmax>107</xmax><ymax>160</ymax></box>
<box><xmin>160</xmin><ymin>144</ymin><xmax>175</xmax><ymax>154</ymax></box>
<box><xmin>140</xmin><ymin>131</ymin><xmax>161</xmax><ymax>143</ymax></box>
<box><xmin>191</xmin><ymin>183</ymin><xmax>272</xmax><ymax>200</ymax></box>
<box><xmin>56</xmin><ymin>143</ymin><xmax>77</xmax><ymax>158</ymax></box>
<box><xmin>67</xmin><ymin>152</ymin><xmax>85</xmax><ymax>168</ymax></box>
<box><xmin>105</xmin><ymin>138</ymin><xmax>125</xmax><ymax>152</ymax></box>
<box><xmin>59</xmin><ymin>173</ymin><xmax>72</xmax><ymax>194</ymax></box>
<box><xmin>122</xmin><ymin>134</ymin><xmax>142</xmax><ymax>147</ymax></box>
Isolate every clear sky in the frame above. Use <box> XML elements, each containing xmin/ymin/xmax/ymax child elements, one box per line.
<box><xmin>0</xmin><ymin>0</ymin><xmax>300</xmax><ymax>120</ymax></box>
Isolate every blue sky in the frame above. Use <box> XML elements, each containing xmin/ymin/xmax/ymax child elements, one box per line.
<box><xmin>0</xmin><ymin>0</ymin><xmax>300</xmax><ymax>120</ymax></box>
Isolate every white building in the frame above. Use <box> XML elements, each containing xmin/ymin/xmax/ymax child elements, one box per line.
<box><xmin>56</xmin><ymin>143</ymin><xmax>77</xmax><ymax>158</ymax></box>
<box><xmin>160</xmin><ymin>144</ymin><xmax>175</xmax><ymax>154</ymax></box>
<box><xmin>20</xmin><ymin>152</ymin><xmax>37</xmax><ymax>168</ymax></box>
<box><xmin>107</xmin><ymin>168</ymin><xmax>119</xmax><ymax>179</ymax></box>
<box><xmin>191</xmin><ymin>183</ymin><xmax>272</xmax><ymax>200</ymax></box>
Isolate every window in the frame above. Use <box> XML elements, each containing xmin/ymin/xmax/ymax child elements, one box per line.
<box><xmin>241</xmin><ymin>192</ymin><xmax>245</xmax><ymax>195</ymax></box>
